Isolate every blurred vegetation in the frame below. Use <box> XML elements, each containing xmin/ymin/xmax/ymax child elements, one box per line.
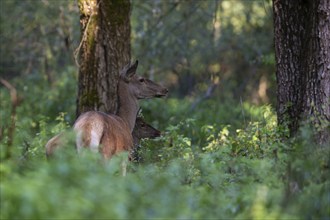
<box><xmin>1</xmin><ymin>0</ymin><xmax>329</xmax><ymax>219</ymax></box>
<box><xmin>132</xmin><ymin>0</ymin><xmax>275</xmax><ymax>104</ymax></box>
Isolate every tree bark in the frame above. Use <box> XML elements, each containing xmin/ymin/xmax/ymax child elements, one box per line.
<box><xmin>273</xmin><ymin>0</ymin><xmax>330</xmax><ymax>144</ymax></box>
<box><xmin>76</xmin><ymin>0</ymin><xmax>131</xmax><ymax>117</ymax></box>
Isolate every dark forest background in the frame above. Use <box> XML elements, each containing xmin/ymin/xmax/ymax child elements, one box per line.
<box><xmin>0</xmin><ymin>1</ymin><xmax>328</xmax><ymax>219</ymax></box>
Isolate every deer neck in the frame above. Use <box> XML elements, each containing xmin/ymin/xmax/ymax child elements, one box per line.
<box><xmin>117</xmin><ymin>81</ymin><xmax>139</xmax><ymax>132</ymax></box>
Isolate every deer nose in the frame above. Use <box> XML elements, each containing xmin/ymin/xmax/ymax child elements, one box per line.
<box><xmin>155</xmin><ymin>88</ymin><xmax>168</xmax><ymax>97</ymax></box>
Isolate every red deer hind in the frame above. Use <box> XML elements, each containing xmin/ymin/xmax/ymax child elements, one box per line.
<box><xmin>73</xmin><ymin>60</ymin><xmax>168</xmax><ymax>160</ymax></box>
<box><xmin>45</xmin><ymin>117</ymin><xmax>161</xmax><ymax>159</ymax></box>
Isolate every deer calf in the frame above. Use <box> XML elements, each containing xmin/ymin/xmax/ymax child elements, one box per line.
<box><xmin>131</xmin><ymin>117</ymin><xmax>161</xmax><ymax>162</ymax></box>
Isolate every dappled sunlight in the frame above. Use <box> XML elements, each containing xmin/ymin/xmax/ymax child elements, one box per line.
<box><xmin>131</xmin><ymin>0</ymin><xmax>275</xmax><ymax>102</ymax></box>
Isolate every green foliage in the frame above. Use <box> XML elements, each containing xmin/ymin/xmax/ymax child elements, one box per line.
<box><xmin>1</xmin><ymin>98</ymin><xmax>329</xmax><ymax>219</ymax></box>
<box><xmin>1</xmin><ymin>0</ymin><xmax>275</xmax><ymax>102</ymax></box>
<box><xmin>2</xmin><ymin>72</ymin><xmax>328</xmax><ymax>219</ymax></box>
<box><xmin>0</xmin><ymin>66</ymin><xmax>76</xmax><ymax>161</ymax></box>
<box><xmin>131</xmin><ymin>0</ymin><xmax>275</xmax><ymax>103</ymax></box>
<box><xmin>1</xmin><ymin>1</ymin><xmax>328</xmax><ymax>219</ymax></box>
<box><xmin>0</xmin><ymin>0</ymin><xmax>79</xmax><ymax>78</ymax></box>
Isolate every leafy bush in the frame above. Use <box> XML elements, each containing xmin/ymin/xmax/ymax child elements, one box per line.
<box><xmin>1</xmin><ymin>71</ymin><xmax>329</xmax><ymax>219</ymax></box>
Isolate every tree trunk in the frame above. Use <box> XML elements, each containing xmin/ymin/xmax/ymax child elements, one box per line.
<box><xmin>273</xmin><ymin>0</ymin><xmax>330</xmax><ymax>144</ymax></box>
<box><xmin>76</xmin><ymin>0</ymin><xmax>131</xmax><ymax>117</ymax></box>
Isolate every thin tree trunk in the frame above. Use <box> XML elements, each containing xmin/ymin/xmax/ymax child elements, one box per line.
<box><xmin>273</xmin><ymin>0</ymin><xmax>330</xmax><ymax>144</ymax></box>
<box><xmin>76</xmin><ymin>0</ymin><xmax>131</xmax><ymax>117</ymax></box>
<box><xmin>0</xmin><ymin>78</ymin><xmax>18</xmax><ymax>159</ymax></box>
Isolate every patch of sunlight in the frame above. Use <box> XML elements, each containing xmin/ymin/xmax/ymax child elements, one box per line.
<box><xmin>221</xmin><ymin>1</ymin><xmax>245</xmax><ymax>34</ymax></box>
<box><xmin>251</xmin><ymin>186</ymin><xmax>282</xmax><ymax>219</ymax></box>
<box><xmin>208</xmin><ymin>63</ymin><xmax>221</xmax><ymax>74</ymax></box>
<box><xmin>221</xmin><ymin>1</ymin><xmax>270</xmax><ymax>34</ymax></box>
<box><xmin>250</xmin><ymin>3</ymin><xmax>268</xmax><ymax>27</ymax></box>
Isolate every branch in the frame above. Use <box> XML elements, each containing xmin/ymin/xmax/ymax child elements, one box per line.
<box><xmin>190</xmin><ymin>77</ymin><xmax>219</xmax><ymax>111</ymax></box>
<box><xmin>73</xmin><ymin>0</ymin><xmax>101</xmax><ymax>67</ymax></box>
<box><xmin>73</xmin><ymin>14</ymin><xmax>93</xmax><ymax>68</ymax></box>
<box><xmin>0</xmin><ymin>78</ymin><xmax>19</xmax><ymax>159</ymax></box>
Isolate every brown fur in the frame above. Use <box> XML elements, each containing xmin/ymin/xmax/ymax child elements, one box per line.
<box><xmin>45</xmin><ymin>133</ymin><xmax>63</xmax><ymax>158</ymax></box>
<box><xmin>132</xmin><ymin>117</ymin><xmax>161</xmax><ymax>145</ymax></box>
<box><xmin>45</xmin><ymin>117</ymin><xmax>161</xmax><ymax>159</ymax></box>
<box><xmin>131</xmin><ymin>117</ymin><xmax>161</xmax><ymax>162</ymax></box>
<box><xmin>74</xmin><ymin>111</ymin><xmax>133</xmax><ymax>159</ymax></box>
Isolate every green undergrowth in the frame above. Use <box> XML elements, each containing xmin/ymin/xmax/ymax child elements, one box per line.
<box><xmin>0</xmin><ymin>71</ymin><xmax>329</xmax><ymax>219</ymax></box>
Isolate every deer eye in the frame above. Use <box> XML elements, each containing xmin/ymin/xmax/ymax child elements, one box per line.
<box><xmin>139</xmin><ymin>78</ymin><xmax>145</xmax><ymax>83</ymax></box>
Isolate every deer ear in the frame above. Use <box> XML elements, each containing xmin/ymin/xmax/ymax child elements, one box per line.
<box><xmin>121</xmin><ymin>60</ymin><xmax>138</xmax><ymax>82</ymax></box>
<box><xmin>127</xmin><ymin>60</ymin><xmax>138</xmax><ymax>77</ymax></box>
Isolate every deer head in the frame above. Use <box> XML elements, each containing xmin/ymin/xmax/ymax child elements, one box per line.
<box><xmin>133</xmin><ymin>117</ymin><xmax>161</xmax><ymax>141</ymax></box>
<box><xmin>131</xmin><ymin>117</ymin><xmax>161</xmax><ymax>162</ymax></box>
<box><xmin>120</xmin><ymin>60</ymin><xmax>168</xmax><ymax>99</ymax></box>
<box><xmin>117</xmin><ymin>60</ymin><xmax>168</xmax><ymax>131</ymax></box>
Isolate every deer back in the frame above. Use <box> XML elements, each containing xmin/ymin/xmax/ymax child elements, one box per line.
<box><xmin>73</xmin><ymin>111</ymin><xmax>133</xmax><ymax>159</ymax></box>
